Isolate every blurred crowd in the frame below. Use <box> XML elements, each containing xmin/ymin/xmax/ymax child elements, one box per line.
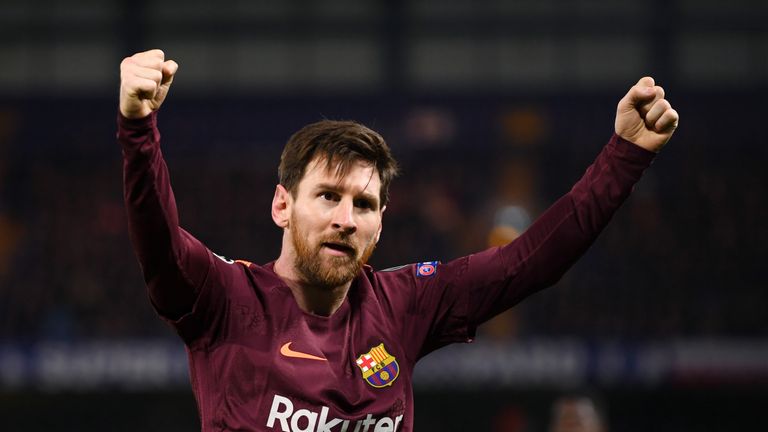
<box><xmin>0</xmin><ymin>95</ymin><xmax>765</xmax><ymax>342</ymax></box>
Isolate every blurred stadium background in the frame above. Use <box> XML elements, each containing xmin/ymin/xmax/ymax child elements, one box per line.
<box><xmin>1</xmin><ymin>0</ymin><xmax>767</xmax><ymax>430</ymax></box>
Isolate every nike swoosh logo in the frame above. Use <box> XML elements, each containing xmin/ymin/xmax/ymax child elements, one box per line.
<box><xmin>280</xmin><ymin>342</ymin><xmax>327</xmax><ymax>361</ymax></box>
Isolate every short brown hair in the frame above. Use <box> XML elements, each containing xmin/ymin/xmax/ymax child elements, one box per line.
<box><xmin>279</xmin><ymin>120</ymin><xmax>399</xmax><ymax>206</ymax></box>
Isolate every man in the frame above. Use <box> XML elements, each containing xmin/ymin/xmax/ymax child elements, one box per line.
<box><xmin>549</xmin><ymin>394</ymin><xmax>607</xmax><ymax>432</ymax></box>
<box><xmin>117</xmin><ymin>49</ymin><xmax>678</xmax><ymax>432</ymax></box>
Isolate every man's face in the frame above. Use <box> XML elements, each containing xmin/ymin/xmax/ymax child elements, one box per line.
<box><xmin>550</xmin><ymin>398</ymin><xmax>604</xmax><ymax>432</ymax></box>
<box><xmin>288</xmin><ymin>157</ymin><xmax>383</xmax><ymax>289</ymax></box>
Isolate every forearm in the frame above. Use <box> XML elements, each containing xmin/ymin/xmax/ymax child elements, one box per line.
<box><xmin>465</xmin><ymin>134</ymin><xmax>655</xmax><ymax>322</ymax></box>
<box><xmin>118</xmin><ymin>111</ymin><xmax>210</xmax><ymax>319</ymax></box>
<box><xmin>507</xmin><ymin>134</ymin><xmax>654</xmax><ymax>289</ymax></box>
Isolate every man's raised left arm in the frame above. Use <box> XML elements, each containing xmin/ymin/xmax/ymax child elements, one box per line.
<box><xmin>410</xmin><ymin>77</ymin><xmax>680</xmax><ymax>345</ymax></box>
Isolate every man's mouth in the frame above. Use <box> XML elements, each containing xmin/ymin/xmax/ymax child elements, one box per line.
<box><xmin>321</xmin><ymin>242</ymin><xmax>355</xmax><ymax>256</ymax></box>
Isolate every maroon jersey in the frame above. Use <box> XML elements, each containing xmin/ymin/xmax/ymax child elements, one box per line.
<box><xmin>118</xmin><ymin>112</ymin><xmax>654</xmax><ymax>431</ymax></box>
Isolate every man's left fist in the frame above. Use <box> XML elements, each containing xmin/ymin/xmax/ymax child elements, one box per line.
<box><xmin>615</xmin><ymin>76</ymin><xmax>680</xmax><ymax>153</ymax></box>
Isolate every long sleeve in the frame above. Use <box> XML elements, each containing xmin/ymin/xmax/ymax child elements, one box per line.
<box><xmin>118</xmin><ymin>111</ymin><xmax>213</xmax><ymax>320</ymax></box>
<box><xmin>480</xmin><ymin>133</ymin><xmax>657</xmax><ymax>314</ymax></box>
<box><xmin>376</xmin><ymin>133</ymin><xmax>657</xmax><ymax>358</ymax></box>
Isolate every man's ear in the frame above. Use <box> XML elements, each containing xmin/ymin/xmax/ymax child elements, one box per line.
<box><xmin>374</xmin><ymin>205</ymin><xmax>386</xmax><ymax>243</ymax></box>
<box><xmin>271</xmin><ymin>184</ymin><xmax>291</xmax><ymax>228</ymax></box>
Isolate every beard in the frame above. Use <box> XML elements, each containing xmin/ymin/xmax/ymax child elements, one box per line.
<box><xmin>290</xmin><ymin>214</ymin><xmax>377</xmax><ymax>290</ymax></box>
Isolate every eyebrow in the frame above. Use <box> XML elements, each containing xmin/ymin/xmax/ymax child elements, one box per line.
<box><xmin>314</xmin><ymin>182</ymin><xmax>380</xmax><ymax>207</ymax></box>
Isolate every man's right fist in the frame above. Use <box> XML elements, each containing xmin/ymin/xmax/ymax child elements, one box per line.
<box><xmin>119</xmin><ymin>49</ymin><xmax>178</xmax><ymax>119</ymax></box>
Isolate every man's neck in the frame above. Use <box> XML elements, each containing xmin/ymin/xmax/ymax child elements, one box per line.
<box><xmin>273</xmin><ymin>256</ymin><xmax>351</xmax><ymax>317</ymax></box>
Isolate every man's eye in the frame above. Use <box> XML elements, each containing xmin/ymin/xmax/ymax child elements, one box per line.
<box><xmin>320</xmin><ymin>192</ymin><xmax>337</xmax><ymax>201</ymax></box>
<box><xmin>355</xmin><ymin>199</ymin><xmax>374</xmax><ymax>210</ymax></box>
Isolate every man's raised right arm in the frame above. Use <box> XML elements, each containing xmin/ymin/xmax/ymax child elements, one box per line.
<box><xmin>117</xmin><ymin>49</ymin><xmax>210</xmax><ymax>320</ymax></box>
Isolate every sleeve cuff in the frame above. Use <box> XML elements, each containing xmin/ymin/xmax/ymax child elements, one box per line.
<box><xmin>610</xmin><ymin>133</ymin><xmax>657</xmax><ymax>166</ymax></box>
<box><xmin>117</xmin><ymin>110</ymin><xmax>157</xmax><ymax>133</ymax></box>
<box><xmin>116</xmin><ymin>110</ymin><xmax>159</xmax><ymax>152</ymax></box>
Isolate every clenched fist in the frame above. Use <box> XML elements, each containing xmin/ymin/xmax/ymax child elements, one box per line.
<box><xmin>615</xmin><ymin>77</ymin><xmax>679</xmax><ymax>153</ymax></box>
<box><xmin>119</xmin><ymin>49</ymin><xmax>178</xmax><ymax>119</ymax></box>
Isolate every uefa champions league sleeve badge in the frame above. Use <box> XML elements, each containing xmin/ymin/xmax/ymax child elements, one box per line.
<box><xmin>416</xmin><ymin>261</ymin><xmax>439</xmax><ymax>277</ymax></box>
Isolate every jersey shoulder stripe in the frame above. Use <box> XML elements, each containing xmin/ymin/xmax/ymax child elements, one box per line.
<box><xmin>378</xmin><ymin>264</ymin><xmax>410</xmax><ymax>273</ymax></box>
<box><xmin>213</xmin><ymin>252</ymin><xmax>252</xmax><ymax>268</ymax></box>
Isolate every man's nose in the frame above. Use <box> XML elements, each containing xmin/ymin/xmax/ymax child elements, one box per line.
<box><xmin>331</xmin><ymin>198</ymin><xmax>357</xmax><ymax>234</ymax></box>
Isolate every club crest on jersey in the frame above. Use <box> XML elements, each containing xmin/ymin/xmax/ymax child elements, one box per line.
<box><xmin>355</xmin><ymin>343</ymin><xmax>399</xmax><ymax>388</ymax></box>
<box><xmin>416</xmin><ymin>261</ymin><xmax>439</xmax><ymax>277</ymax></box>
